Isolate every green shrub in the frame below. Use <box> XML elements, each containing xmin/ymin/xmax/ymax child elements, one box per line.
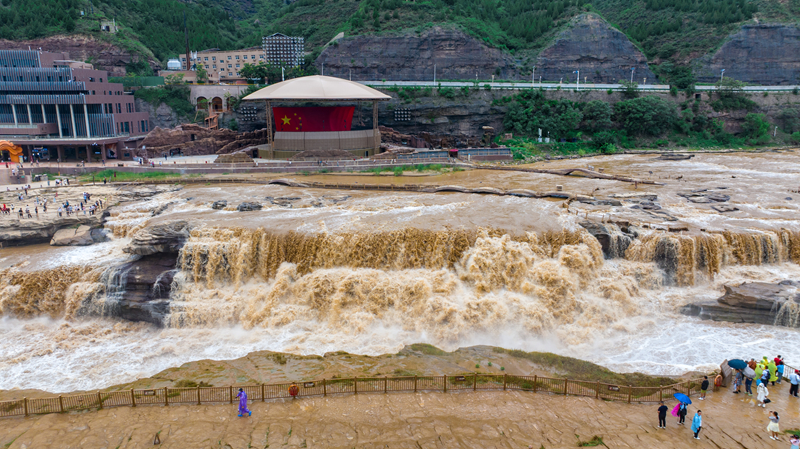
<box><xmin>614</xmin><ymin>96</ymin><xmax>677</xmax><ymax>136</ymax></box>
<box><xmin>134</xmin><ymin>85</ymin><xmax>194</xmax><ymax>118</ymax></box>
<box><xmin>742</xmin><ymin>113</ymin><xmax>770</xmax><ymax>141</ymax></box>
<box><xmin>582</xmin><ymin>100</ymin><xmax>613</xmax><ymax>132</ymax></box>
<box><xmin>791</xmin><ymin>132</ymin><xmax>800</xmax><ymax>144</ymax></box>
<box><xmin>484</xmin><ymin>84</ymin><xmax>492</xmax><ymax>90</ymax></box>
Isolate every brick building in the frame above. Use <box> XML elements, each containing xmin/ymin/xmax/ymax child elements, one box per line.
<box><xmin>0</xmin><ymin>49</ymin><xmax>150</xmax><ymax>162</ymax></box>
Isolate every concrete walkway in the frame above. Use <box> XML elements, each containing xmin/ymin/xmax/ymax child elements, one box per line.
<box><xmin>0</xmin><ymin>382</ymin><xmax>798</xmax><ymax>448</ymax></box>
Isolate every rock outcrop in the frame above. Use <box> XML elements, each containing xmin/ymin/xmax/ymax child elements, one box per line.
<box><xmin>694</xmin><ymin>24</ymin><xmax>800</xmax><ymax>85</ymax></box>
<box><xmin>50</xmin><ymin>225</ymin><xmax>97</xmax><ymax>246</ymax></box>
<box><xmin>237</xmin><ymin>202</ymin><xmax>262</xmax><ymax>211</ymax></box>
<box><xmin>139</xmin><ymin>124</ymin><xmax>269</xmax><ymax>158</ymax></box>
<box><xmin>100</xmin><ymin>254</ymin><xmax>177</xmax><ymax>325</ymax></box>
<box><xmin>682</xmin><ymin>281</ymin><xmax>800</xmax><ymax>327</ymax></box>
<box><xmin>579</xmin><ymin>221</ymin><xmax>638</xmax><ymax>259</ymax></box>
<box><xmin>317</xmin><ymin>26</ymin><xmax>517</xmax><ymax>81</ymax></box>
<box><xmin>536</xmin><ymin>14</ymin><xmax>657</xmax><ymax>84</ymax></box>
<box><xmin>0</xmin><ymin>216</ymin><xmax>103</xmax><ymax>246</ymax></box>
<box><xmin>0</xmin><ymin>34</ymin><xmax>159</xmax><ymax>76</ymax></box>
<box><xmin>124</xmin><ymin>220</ymin><xmax>193</xmax><ymax>256</ymax></box>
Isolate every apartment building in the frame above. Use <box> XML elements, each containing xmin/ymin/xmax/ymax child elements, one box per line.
<box><xmin>0</xmin><ymin>49</ymin><xmax>150</xmax><ymax>162</ymax></box>
<box><xmin>182</xmin><ymin>47</ymin><xmax>265</xmax><ymax>83</ymax></box>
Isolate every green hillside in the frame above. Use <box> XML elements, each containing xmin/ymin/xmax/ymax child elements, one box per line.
<box><xmin>0</xmin><ymin>0</ymin><xmax>798</xmax><ymax>68</ymax></box>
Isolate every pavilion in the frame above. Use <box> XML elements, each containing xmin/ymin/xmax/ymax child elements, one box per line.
<box><xmin>243</xmin><ymin>75</ymin><xmax>390</xmax><ymax>158</ymax></box>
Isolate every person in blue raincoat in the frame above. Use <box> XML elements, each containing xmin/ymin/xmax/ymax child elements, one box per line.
<box><xmin>691</xmin><ymin>410</ymin><xmax>703</xmax><ymax>440</ymax></box>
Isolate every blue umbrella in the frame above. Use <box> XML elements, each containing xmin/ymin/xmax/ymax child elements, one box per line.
<box><xmin>674</xmin><ymin>393</ymin><xmax>692</xmax><ymax>404</ymax></box>
<box><xmin>728</xmin><ymin>359</ymin><xmax>747</xmax><ymax>370</ymax></box>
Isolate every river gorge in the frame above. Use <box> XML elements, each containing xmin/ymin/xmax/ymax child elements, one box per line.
<box><xmin>1</xmin><ymin>151</ymin><xmax>799</xmax><ymax>393</ymax></box>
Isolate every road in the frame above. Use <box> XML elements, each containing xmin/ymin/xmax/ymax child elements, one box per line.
<box><xmin>363</xmin><ymin>80</ymin><xmax>800</xmax><ymax>92</ymax></box>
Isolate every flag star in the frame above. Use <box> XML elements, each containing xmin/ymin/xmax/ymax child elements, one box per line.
<box><xmin>281</xmin><ymin>116</ymin><xmax>291</xmax><ymax>125</ymax></box>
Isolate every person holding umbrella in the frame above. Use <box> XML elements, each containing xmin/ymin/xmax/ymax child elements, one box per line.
<box><xmin>691</xmin><ymin>410</ymin><xmax>703</xmax><ymax>440</ymax></box>
<box><xmin>673</xmin><ymin>393</ymin><xmax>691</xmax><ymax>425</ymax></box>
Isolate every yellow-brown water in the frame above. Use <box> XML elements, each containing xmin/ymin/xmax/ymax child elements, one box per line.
<box><xmin>1</xmin><ymin>151</ymin><xmax>799</xmax><ymax>392</ymax></box>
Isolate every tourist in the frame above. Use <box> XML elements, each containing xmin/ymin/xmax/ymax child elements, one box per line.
<box><xmin>732</xmin><ymin>370</ymin><xmax>742</xmax><ymax>394</ymax></box>
<box><xmin>289</xmin><ymin>382</ymin><xmax>299</xmax><ymax>399</ymax></box>
<box><xmin>713</xmin><ymin>373</ymin><xmax>723</xmax><ymax>392</ymax></box>
<box><xmin>236</xmin><ymin>388</ymin><xmax>251</xmax><ymax>417</ymax></box>
<box><xmin>790</xmin><ymin>434</ymin><xmax>799</xmax><ymax>449</ymax></box>
<box><xmin>657</xmin><ymin>401</ymin><xmax>668</xmax><ymax>428</ymax></box>
<box><xmin>789</xmin><ymin>370</ymin><xmax>799</xmax><ymax>397</ymax></box>
<box><xmin>775</xmin><ymin>356</ymin><xmax>785</xmax><ymax>384</ymax></box>
<box><xmin>18</xmin><ymin>208</ymin><xmax>22</xmax><ymax>219</ymax></box>
<box><xmin>691</xmin><ymin>410</ymin><xmax>702</xmax><ymax>440</ymax></box>
<box><xmin>57</xmin><ymin>206</ymin><xmax>63</xmax><ymax>217</ymax></box>
<box><xmin>767</xmin><ymin>411</ymin><xmax>780</xmax><ymax>440</ymax></box>
<box><xmin>749</xmin><ymin>358</ymin><xmax>757</xmax><ymax>370</ymax></box>
<box><xmin>700</xmin><ymin>376</ymin><xmax>709</xmax><ymax>400</ymax></box>
<box><xmin>757</xmin><ymin>380</ymin><xmax>769</xmax><ymax>407</ymax></box>
<box><xmin>677</xmin><ymin>402</ymin><xmax>688</xmax><ymax>425</ymax></box>
<box><xmin>25</xmin><ymin>206</ymin><xmax>31</xmax><ymax>219</ymax></box>
<box><xmin>769</xmin><ymin>359</ymin><xmax>779</xmax><ymax>386</ymax></box>
<box><xmin>745</xmin><ymin>372</ymin><xmax>754</xmax><ymax>396</ymax></box>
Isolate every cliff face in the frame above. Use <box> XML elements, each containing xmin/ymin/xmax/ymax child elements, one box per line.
<box><xmin>694</xmin><ymin>24</ymin><xmax>800</xmax><ymax>85</ymax></box>
<box><xmin>0</xmin><ymin>34</ymin><xmax>158</xmax><ymax>76</ymax></box>
<box><xmin>316</xmin><ymin>27</ymin><xmax>517</xmax><ymax>81</ymax></box>
<box><xmin>536</xmin><ymin>14</ymin><xmax>656</xmax><ymax>84</ymax></box>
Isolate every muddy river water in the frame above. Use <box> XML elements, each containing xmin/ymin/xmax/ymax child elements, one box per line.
<box><xmin>1</xmin><ymin>151</ymin><xmax>799</xmax><ymax>392</ymax></box>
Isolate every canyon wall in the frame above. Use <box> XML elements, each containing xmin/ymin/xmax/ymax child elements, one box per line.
<box><xmin>0</xmin><ymin>34</ymin><xmax>158</xmax><ymax>76</ymax></box>
<box><xmin>535</xmin><ymin>14</ymin><xmax>656</xmax><ymax>84</ymax></box>
<box><xmin>316</xmin><ymin>26</ymin><xmax>517</xmax><ymax>81</ymax></box>
<box><xmin>694</xmin><ymin>24</ymin><xmax>800</xmax><ymax>85</ymax></box>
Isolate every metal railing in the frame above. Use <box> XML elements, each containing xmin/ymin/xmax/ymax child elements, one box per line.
<box><xmin>0</xmin><ymin>374</ymin><xmax>704</xmax><ymax>419</ymax></box>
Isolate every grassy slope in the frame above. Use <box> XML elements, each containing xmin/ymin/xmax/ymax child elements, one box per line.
<box><xmin>1</xmin><ymin>0</ymin><xmax>798</xmax><ymax>69</ymax></box>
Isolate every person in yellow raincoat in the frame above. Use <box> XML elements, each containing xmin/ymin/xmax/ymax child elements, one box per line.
<box><xmin>768</xmin><ymin>360</ymin><xmax>778</xmax><ymax>385</ymax></box>
<box><xmin>755</xmin><ymin>363</ymin><xmax>764</xmax><ymax>383</ymax></box>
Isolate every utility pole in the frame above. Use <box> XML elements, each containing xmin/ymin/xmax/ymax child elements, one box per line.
<box><xmin>630</xmin><ymin>67</ymin><xmax>635</xmax><ymax>83</ymax></box>
<box><xmin>574</xmin><ymin>70</ymin><xmax>579</xmax><ymax>91</ymax></box>
<box><xmin>281</xmin><ymin>67</ymin><xmax>284</xmax><ymax>82</ymax></box>
<box><xmin>720</xmin><ymin>69</ymin><xmax>725</xmax><ymax>81</ymax></box>
<box><xmin>322</xmin><ymin>63</ymin><xmax>324</xmax><ymax>76</ymax></box>
<box><xmin>532</xmin><ymin>66</ymin><xmax>535</xmax><ymax>87</ymax></box>
<box><xmin>184</xmin><ymin>12</ymin><xmax>190</xmax><ymax>71</ymax></box>
<box><xmin>433</xmin><ymin>64</ymin><xmax>436</xmax><ymax>84</ymax></box>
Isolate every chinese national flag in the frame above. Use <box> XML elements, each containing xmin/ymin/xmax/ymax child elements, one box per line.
<box><xmin>273</xmin><ymin>106</ymin><xmax>355</xmax><ymax>132</ymax></box>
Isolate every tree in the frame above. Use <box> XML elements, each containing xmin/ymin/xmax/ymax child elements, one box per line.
<box><xmin>777</xmin><ymin>106</ymin><xmax>800</xmax><ymax>133</ymax></box>
<box><xmin>619</xmin><ymin>80</ymin><xmax>640</xmax><ymax>99</ymax></box>
<box><xmin>164</xmin><ymin>73</ymin><xmax>185</xmax><ymax>85</ymax></box>
<box><xmin>614</xmin><ymin>96</ymin><xmax>677</xmax><ymax>136</ymax></box>
<box><xmin>582</xmin><ymin>100</ymin><xmax>613</xmax><ymax>132</ymax></box>
<box><xmin>195</xmin><ymin>64</ymin><xmax>208</xmax><ymax>83</ymax></box>
<box><xmin>741</xmin><ymin>113</ymin><xmax>770</xmax><ymax>141</ymax></box>
<box><xmin>503</xmin><ymin>90</ymin><xmax>583</xmax><ymax>139</ymax></box>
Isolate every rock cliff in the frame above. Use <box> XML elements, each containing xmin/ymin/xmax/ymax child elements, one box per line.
<box><xmin>317</xmin><ymin>26</ymin><xmax>517</xmax><ymax>81</ymax></box>
<box><xmin>0</xmin><ymin>34</ymin><xmax>158</xmax><ymax>76</ymax></box>
<box><xmin>681</xmin><ymin>281</ymin><xmax>800</xmax><ymax>327</ymax></box>
<box><xmin>536</xmin><ymin>14</ymin><xmax>656</xmax><ymax>84</ymax></box>
<box><xmin>694</xmin><ymin>24</ymin><xmax>800</xmax><ymax>85</ymax></box>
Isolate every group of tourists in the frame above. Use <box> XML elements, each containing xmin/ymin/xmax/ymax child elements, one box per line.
<box><xmin>661</xmin><ymin>355</ymin><xmax>798</xmax><ymax>444</ymax></box>
<box><xmin>56</xmin><ymin>193</ymin><xmax>104</xmax><ymax>217</ymax></box>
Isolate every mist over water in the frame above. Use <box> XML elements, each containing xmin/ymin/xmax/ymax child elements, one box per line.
<box><xmin>1</xmin><ymin>152</ymin><xmax>800</xmax><ymax>392</ymax></box>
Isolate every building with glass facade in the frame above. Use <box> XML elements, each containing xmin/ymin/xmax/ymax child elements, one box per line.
<box><xmin>0</xmin><ymin>49</ymin><xmax>150</xmax><ymax>162</ymax></box>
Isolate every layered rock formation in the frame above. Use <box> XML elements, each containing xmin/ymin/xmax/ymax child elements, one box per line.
<box><xmin>0</xmin><ymin>216</ymin><xmax>102</xmax><ymax>246</ymax></box>
<box><xmin>316</xmin><ymin>26</ymin><xmax>517</xmax><ymax>81</ymax></box>
<box><xmin>682</xmin><ymin>282</ymin><xmax>800</xmax><ymax>327</ymax></box>
<box><xmin>139</xmin><ymin>124</ymin><xmax>269</xmax><ymax>158</ymax></box>
<box><xmin>536</xmin><ymin>14</ymin><xmax>656</xmax><ymax>84</ymax></box>
<box><xmin>101</xmin><ymin>220</ymin><xmax>195</xmax><ymax>324</ymax></box>
<box><xmin>694</xmin><ymin>24</ymin><xmax>800</xmax><ymax>85</ymax></box>
<box><xmin>0</xmin><ymin>34</ymin><xmax>158</xmax><ymax>76</ymax></box>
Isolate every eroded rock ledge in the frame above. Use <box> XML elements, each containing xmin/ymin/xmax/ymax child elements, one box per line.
<box><xmin>681</xmin><ymin>281</ymin><xmax>800</xmax><ymax>327</ymax></box>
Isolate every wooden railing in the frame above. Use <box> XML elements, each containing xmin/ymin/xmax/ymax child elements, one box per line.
<box><xmin>0</xmin><ymin>374</ymin><xmax>704</xmax><ymax>419</ymax></box>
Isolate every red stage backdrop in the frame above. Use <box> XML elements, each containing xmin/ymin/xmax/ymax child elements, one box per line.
<box><xmin>273</xmin><ymin>106</ymin><xmax>355</xmax><ymax>132</ymax></box>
